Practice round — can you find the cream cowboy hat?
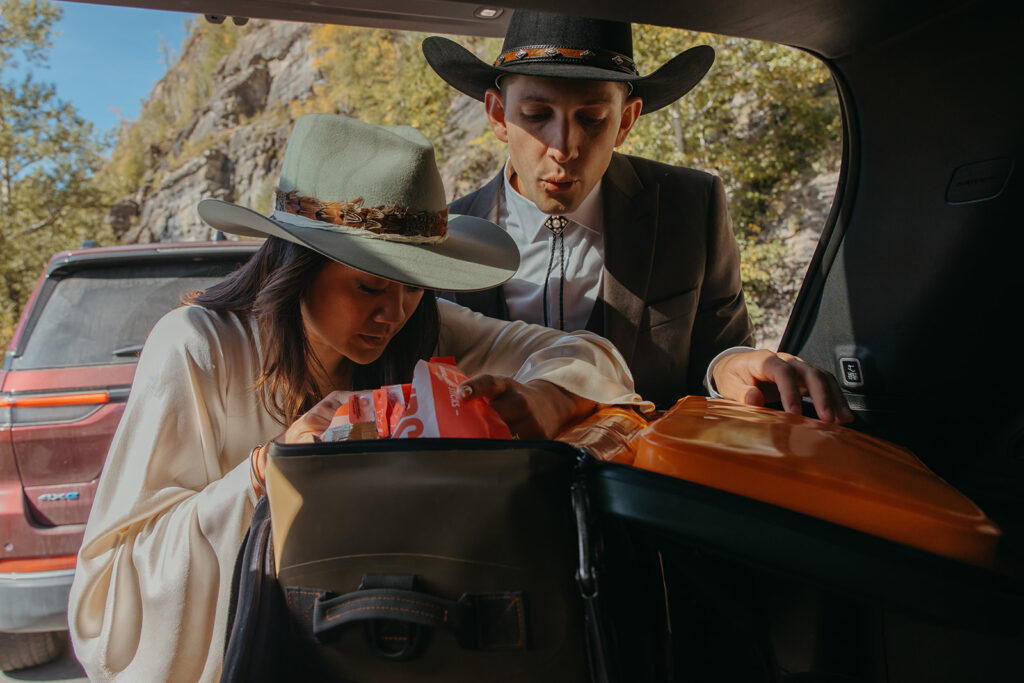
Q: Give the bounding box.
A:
[198,114,519,292]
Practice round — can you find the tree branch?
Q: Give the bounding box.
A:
[18,210,62,235]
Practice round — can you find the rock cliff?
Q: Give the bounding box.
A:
[113,21,319,243]
[108,20,500,244]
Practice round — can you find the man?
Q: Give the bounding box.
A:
[422,10,850,422]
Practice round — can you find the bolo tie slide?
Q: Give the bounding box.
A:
[542,215,568,330]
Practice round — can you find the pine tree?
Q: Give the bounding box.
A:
[0,0,109,344]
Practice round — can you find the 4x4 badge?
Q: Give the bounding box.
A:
[38,492,80,502]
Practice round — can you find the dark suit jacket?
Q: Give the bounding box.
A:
[448,153,754,407]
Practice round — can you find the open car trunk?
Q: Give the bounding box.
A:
[48,0,1024,679]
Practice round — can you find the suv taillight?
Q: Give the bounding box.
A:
[0,391,112,428]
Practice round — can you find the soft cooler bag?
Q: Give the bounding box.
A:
[223,439,600,682]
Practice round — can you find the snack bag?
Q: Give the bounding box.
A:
[372,383,412,438]
[322,390,378,441]
[393,360,512,439]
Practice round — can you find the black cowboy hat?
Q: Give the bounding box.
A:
[422,10,714,115]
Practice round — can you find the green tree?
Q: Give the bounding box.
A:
[0,0,58,71]
[1,0,109,345]
[625,26,841,325]
[306,26,500,164]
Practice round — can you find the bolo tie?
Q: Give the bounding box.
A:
[542,215,568,330]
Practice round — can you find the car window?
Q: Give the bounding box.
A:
[11,261,239,370]
[2,7,840,354]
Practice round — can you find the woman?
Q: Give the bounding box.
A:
[68,114,647,682]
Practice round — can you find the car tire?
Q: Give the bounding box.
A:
[0,631,64,672]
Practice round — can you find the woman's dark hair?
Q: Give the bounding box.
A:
[186,237,439,424]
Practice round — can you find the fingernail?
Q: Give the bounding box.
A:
[458,385,472,399]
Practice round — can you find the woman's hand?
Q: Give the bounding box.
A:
[251,390,351,491]
[280,390,353,443]
[458,376,597,440]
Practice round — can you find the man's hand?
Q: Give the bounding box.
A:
[712,350,853,424]
[458,376,597,440]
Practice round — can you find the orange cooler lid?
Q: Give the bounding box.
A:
[632,397,1001,568]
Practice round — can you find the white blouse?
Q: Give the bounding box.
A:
[68,299,647,682]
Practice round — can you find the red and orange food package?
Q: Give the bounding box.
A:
[320,358,511,441]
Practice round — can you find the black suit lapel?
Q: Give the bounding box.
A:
[448,172,509,319]
[450,172,502,222]
[591,154,659,367]
[451,287,507,319]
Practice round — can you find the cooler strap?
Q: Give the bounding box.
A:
[296,578,527,652]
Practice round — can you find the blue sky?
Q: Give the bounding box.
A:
[23,2,191,135]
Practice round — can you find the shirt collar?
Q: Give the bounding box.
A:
[502,159,604,242]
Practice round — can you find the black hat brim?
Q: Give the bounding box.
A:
[422,37,714,115]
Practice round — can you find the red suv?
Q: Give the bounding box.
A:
[0,241,258,670]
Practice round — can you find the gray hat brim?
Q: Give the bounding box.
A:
[198,198,519,292]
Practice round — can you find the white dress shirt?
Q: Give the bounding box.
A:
[500,161,605,332]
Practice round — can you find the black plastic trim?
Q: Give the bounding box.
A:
[779,53,860,355]
[589,460,1024,635]
[45,244,259,278]
[267,437,583,458]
